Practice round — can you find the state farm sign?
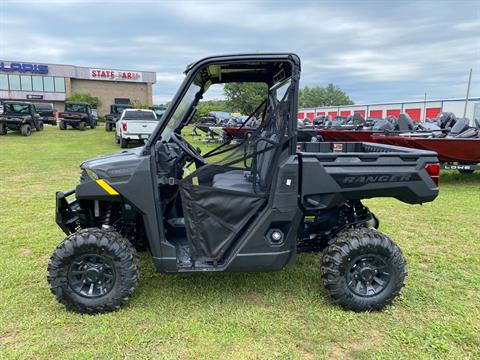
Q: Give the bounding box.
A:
[89,68,143,82]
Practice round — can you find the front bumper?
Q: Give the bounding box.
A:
[0,118,24,128]
[56,188,80,235]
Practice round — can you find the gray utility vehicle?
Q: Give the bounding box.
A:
[0,101,43,136]
[49,54,440,314]
[105,104,133,131]
[58,102,97,130]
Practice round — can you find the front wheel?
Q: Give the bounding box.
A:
[59,121,67,130]
[90,121,97,129]
[47,228,140,314]
[36,121,44,131]
[0,123,7,135]
[106,122,113,132]
[78,121,86,131]
[321,228,407,311]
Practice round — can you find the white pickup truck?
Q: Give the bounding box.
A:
[116,109,158,148]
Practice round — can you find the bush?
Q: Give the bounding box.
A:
[66,92,102,109]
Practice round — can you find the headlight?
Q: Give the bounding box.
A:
[84,168,99,181]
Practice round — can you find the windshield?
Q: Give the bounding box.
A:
[114,105,132,113]
[4,103,30,114]
[65,103,87,112]
[123,110,157,120]
[162,82,201,140]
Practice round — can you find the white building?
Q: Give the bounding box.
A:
[298,97,480,122]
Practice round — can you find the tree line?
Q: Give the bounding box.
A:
[66,82,354,119]
[198,83,354,117]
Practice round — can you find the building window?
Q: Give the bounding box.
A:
[8,75,21,90]
[43,76,54,92]
[21,75,32,91]
[0,74,8,90]
[32,76,43,91]
[54,77,65,93]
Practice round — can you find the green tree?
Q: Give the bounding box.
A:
[65,92,102,109]
[299,84,353,108]
[195,99,228,119]
[131,101,150,109]
[224,83,267,115]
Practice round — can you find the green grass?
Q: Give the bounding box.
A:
[1,126,479,359]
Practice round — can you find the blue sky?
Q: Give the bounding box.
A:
[1,0,479,104]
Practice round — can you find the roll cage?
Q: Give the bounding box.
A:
[145,54,301,154]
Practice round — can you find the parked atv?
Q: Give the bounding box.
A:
[0,101,43,136]
[58,102,97,130]
[105,104,133,131]
[48,53,440,314]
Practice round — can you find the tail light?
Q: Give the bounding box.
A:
[122,120,127,131]
[425,163,440,186]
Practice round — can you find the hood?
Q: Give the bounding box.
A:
[80,147,145,181]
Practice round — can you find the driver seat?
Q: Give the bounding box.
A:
[212,131,278,193]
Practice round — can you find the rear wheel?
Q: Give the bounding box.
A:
[36,121,44,131]
[78,121,86,131]
[47,228,140,314]
[59,121,67,130]
[90,121,96,129]
[120,138,129,148]
[20,124,32,136]
[321,227,407,311]
[0,123,7,135]
[106,122,113,131]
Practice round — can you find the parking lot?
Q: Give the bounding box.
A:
[0,126,479,359]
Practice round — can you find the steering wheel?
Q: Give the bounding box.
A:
[170,132,206,166]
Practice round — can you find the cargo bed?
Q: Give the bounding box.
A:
[297,142,439,210]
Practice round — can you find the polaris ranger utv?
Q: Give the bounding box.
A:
[49,54,440,314]
[0,101,43,136]
[105,103,133,131]
[58,102,97,130]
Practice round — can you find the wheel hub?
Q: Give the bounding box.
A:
[68,254,116,298]
[346,255,391,297]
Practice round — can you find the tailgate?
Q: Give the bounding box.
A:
[59,112,82,120]
[298,141,439,210]
[124,120,158,135]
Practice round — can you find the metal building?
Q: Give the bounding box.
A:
[298,97,480,122]
[0,61,156,116]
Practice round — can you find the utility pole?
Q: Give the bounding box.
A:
[463,68,472,124]
[423,92,427,122]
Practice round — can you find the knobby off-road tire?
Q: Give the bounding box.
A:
[106,122,113,132]
[78,121,86,131]
[321,227,407,312]
[59,121,67,130]
[0,123,7,135]
[20,124,32,136]
[47,228,140,314]
[90,121,96,129]
[36,121,44,131]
